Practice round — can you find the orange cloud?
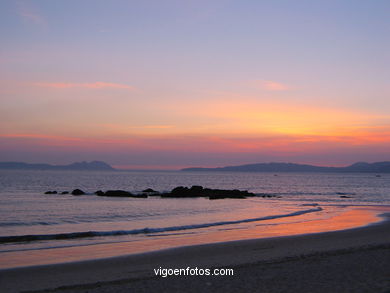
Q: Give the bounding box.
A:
[1,127,390,158]
[1,94,389,156]
[110,124,175,130]
[32,82,135,90]
[171,97,388,137]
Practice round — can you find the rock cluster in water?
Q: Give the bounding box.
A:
[160,185,255,199]
[43,185,265,200]
[44,191,57,194]
[95,190,147,198]
[71,189,85,196]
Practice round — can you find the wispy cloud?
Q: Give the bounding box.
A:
[249,80,290,91]
[32,82,135,90]
[4,130,389,154]
[101,123,174,130]
[17,2,47,27]
[99,124,175,136]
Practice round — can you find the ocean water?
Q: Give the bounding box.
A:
[0,170,389,260]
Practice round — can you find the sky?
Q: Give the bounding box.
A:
[0,0,389,169]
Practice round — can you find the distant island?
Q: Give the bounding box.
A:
[1,160,390,173]
[0,161,115,171]
[181,161,390,173]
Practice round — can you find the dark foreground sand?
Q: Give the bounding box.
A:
[1,212,389,293]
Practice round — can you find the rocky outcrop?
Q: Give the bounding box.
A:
[161,185,255,199]
[96,190,147,198]
[105,190,133,197]
[142,188,156,193]
[45,186,257,200]
[71,189,85,196]
[142,188,160,196]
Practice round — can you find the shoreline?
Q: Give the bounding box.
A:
[0,205,386,270]
[0,207,389,292]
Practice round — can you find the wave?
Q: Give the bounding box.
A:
[0,221,59,227]
[0,207,322,244]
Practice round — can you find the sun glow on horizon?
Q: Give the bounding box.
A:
[0,0,389,167]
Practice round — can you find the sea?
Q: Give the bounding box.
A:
[0,170,389,267]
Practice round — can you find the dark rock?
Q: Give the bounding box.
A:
[170,186,190,196]
[340,195,353,198]
[104,190,133,197]
[190,185,204,193]
[61,191,69,194]
[44,191,57,194]
[204,188,254,199]
[141,188,160,196]
[71,189,85,196]
[103,190,147,198]
[142,188,156,192]
[162,186,255,199]
[209,194,246,200]
[163,186,203,198]
[95,190,105,196]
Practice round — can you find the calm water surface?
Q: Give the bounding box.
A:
[0,170,389,257]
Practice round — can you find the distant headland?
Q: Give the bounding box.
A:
[0,161,115,171]
[182,161,390,173]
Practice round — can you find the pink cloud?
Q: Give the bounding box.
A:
[32,82,135,90]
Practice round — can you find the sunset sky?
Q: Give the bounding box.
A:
[1,0,389,169]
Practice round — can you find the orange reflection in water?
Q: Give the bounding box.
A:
[0,206,387,269]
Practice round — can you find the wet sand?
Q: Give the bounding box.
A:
[0,207,389,293]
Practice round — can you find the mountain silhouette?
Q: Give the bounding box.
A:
[182,162,390,173]
[0,161,115,171]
